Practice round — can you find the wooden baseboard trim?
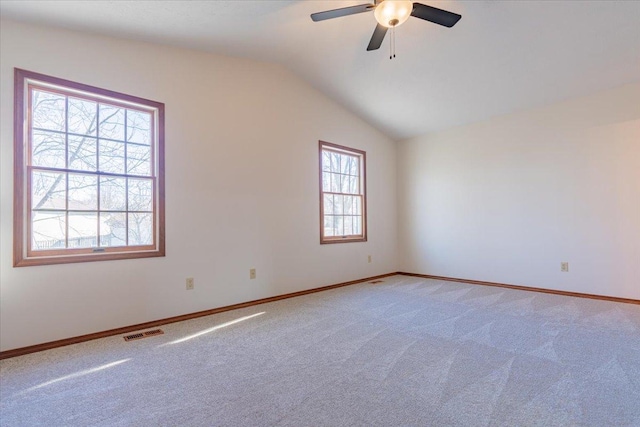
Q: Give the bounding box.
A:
[5,271,634,360]
[398,272,640,305]
[0,272,397,360]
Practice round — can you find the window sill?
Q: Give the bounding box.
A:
[14,249,165,267]
[320,237,367,244]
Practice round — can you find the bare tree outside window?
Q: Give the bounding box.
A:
[14,69,165,266]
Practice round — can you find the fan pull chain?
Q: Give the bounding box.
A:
[389,25,396,60]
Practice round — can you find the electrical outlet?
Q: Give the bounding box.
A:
[368,255,372,263]
[561,262,569,272]
[250,268,256,280]
[186,277,194,290]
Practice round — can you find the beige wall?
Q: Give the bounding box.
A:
[398,83,640,299]
[0,20,398,352]
[3,18,638,353]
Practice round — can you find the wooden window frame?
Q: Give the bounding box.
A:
[319,140,367,244]
[13,68,165,267]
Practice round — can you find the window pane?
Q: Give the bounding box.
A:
[68,135,97,171]
[343,196,354,215]
[68,97,97,136]
[68,212,98,248]
[32,130,66,169]
[324,215,334,237]
[128,178,153,211]
[330,173,341,193]
[127,110,151,144]
[333,194,344,215]
[323,194,334,216]
[341,154,352,175]
[127,143,151,176]
[100,212,127,247]
[333,216,344,236]
[349,176,359,194]
[350,157,359,176]
[99,140,125,174]
[340,156,350,176]
[100,176,126,211]
[32,171,66,210]
[341,174,352,194]
[344,216,353,236]
[330,152,340,173]
[354,216,362,235]
[32,211,66,250]
[322,172,331,192]
[99,104,125,140]
[128,213,153,246]
[32,90,65,132]
[322,151,331,172]
[68,173,98,210]
[354,197,362,215]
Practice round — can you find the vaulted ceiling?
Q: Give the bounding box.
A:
[2,0,639,140]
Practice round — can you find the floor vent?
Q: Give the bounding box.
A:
[123,329,164,342]
[370,280,384,284]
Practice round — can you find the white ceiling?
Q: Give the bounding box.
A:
[2,0,639,140]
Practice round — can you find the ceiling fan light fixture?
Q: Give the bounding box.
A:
[374,0,414,28]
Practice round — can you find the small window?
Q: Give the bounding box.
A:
[13,69,165,266]
[319,141,367,244]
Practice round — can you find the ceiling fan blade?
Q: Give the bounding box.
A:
[311,4,374,22]
[367,24,388,51]
[411,3,461,28]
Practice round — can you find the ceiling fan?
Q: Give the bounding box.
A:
[311,0,461,55]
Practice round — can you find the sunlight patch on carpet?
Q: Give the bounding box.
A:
[165,312,265,345]
[21,359,131,394]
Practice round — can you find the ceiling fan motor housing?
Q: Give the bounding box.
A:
[310,1,462,52]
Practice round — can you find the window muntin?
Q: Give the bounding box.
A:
[14,69,165,266]
[319,141,367,243]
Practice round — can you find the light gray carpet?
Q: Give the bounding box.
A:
[1,275,640,426]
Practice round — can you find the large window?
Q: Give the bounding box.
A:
[319,141,367,244]
[13,69,165,266]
